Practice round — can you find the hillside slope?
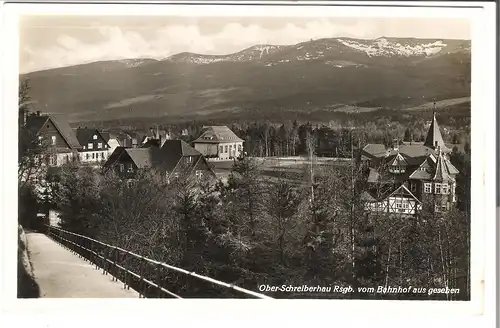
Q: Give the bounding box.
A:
[22,37,471,124]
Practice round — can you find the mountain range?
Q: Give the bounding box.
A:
[21,37,471,124]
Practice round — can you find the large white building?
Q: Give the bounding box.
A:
[192,126,244,160]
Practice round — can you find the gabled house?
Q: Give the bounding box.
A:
[25,112,81,166]
[192,126,244,160]
[103,139,216,182]
[75,128,111,163]
[360,112,459,216]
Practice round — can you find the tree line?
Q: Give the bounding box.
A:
[18,79,471,300]
[33,153,470,300]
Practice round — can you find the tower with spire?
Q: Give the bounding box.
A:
[359,100,460,217]
[423,100,450,153]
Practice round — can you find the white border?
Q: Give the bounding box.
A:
[0,1,496,327]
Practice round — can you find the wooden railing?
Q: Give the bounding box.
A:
[45,225,272,299]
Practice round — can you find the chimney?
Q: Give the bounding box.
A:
[36,110,41,116]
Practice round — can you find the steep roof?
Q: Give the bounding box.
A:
[100,131,111,142]
[424,112,450,152]
[193,126,243,143]
[408,155,436,180]
[104,147,127,168]
[160,139,201,156]
[50,114,81,149]
[105,140,207,175]
[75,128,107,147]
[25,113,81,149]
[433,152,459,182]
[124,148,160,169]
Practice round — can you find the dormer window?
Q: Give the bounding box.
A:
[93,135,97,140]
[389,165,406,174]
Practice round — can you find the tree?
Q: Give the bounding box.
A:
[18,79,48,188]
[226,158,265,240]
[51,164,102,237]
[265,169,301,264]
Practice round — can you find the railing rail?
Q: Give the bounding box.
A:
[44,225,272,299]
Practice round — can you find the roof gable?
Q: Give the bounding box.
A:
[193,126,243,143]
[75,128,108,147]
[49,114,81,149]
[388,184,422,203]
[26,114,80,150]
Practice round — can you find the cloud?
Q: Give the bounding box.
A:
[20,18,469,73]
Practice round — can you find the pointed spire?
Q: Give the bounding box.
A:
[424,101,448,152]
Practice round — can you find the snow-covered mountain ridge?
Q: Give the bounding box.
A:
[163,37,470,65]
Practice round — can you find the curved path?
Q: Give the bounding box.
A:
[25,232,139,298]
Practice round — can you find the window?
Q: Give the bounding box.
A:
[119,164,124,172]
[219,146,223,153]
[410,182,417,192]
[238,144,242,151]
[434,183,442,194]
[173,172,180,178]
[424,183,432,193]
[92,153,96,160]
[195,170,203,179]
[441,183,450,194]
[88,143,93,150]
[38,136,43,145]
[93,135,97,140]
[224,145,228,153]
[98,142,103,149]
[127,163,134,173]
[186,156,192,163]
[49,155,56,166]
[51,136,56,145]
[86,153,89,160]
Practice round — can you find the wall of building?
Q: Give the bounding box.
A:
[55,152,76,166]
[107,139,121,156]
[194,143,218,157]
[216,142,243,160]
[79,150,109,163]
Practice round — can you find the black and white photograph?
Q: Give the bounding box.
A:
[2,1,496,318]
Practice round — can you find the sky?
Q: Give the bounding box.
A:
[19,16,470,73]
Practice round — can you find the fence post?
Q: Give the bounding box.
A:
[123,252,128,289]
[112,247,118,282]
[102,246,107,275]
[139,257,144,298]
[156,265,162,298]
